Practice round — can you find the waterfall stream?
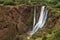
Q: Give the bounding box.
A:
[27,6,48,39]
[33,5,36,28]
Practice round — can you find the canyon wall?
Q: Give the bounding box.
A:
[0,5,58,40]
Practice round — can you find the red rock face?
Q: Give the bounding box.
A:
[0,5,32,40]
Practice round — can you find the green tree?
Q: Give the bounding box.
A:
[0,0,4,4]
[42,35,47,40]
[54,30,60,40]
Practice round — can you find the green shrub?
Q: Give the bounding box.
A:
[42,35,47,40]
[4,1,15,5]
[54,30,60,40]
[0,0,4,4]
[56,2,60,8]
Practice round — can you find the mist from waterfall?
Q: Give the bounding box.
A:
[28,6,48,38]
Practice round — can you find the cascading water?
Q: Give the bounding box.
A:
[27,6,48,39]
[33,5,36,29]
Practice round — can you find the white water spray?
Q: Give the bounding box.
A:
[27,6,48,39]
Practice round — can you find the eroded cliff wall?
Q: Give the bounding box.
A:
[0,5,58,40]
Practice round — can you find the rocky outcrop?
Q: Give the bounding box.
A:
[0,5,33,40]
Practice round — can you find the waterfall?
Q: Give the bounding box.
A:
[27,6,48,39]
[33,5,36,29]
